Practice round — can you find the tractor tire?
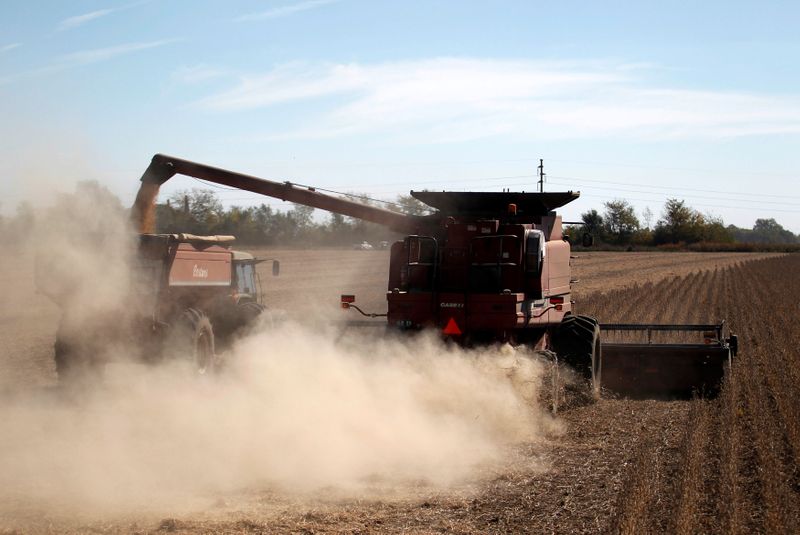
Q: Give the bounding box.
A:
[54,336,82,381]
[54,325,100,384]
[168,309,218,375]
[554,314,601,396]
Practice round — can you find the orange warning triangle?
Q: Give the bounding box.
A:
[442,317,462,335]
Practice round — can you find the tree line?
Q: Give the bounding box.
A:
[1,181,798,249]
[152,188,424,246]
[156,189,800,249]
[564,198,800,249]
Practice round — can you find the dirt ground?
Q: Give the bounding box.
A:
[0,249,785,534]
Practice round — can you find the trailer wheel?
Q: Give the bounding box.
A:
[169,309,217,375]
[554,314,601,397]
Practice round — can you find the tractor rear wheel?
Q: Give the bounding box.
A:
[54,336,83,381]
[168,309,217,375]
[554,314,601,396]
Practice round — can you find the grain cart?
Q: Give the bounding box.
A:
[39,232,279,380]
[134,154,737,397]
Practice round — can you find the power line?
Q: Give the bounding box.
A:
[547,174,800,200]
[575,192,800,214]
[171,167,800,213]
[114,156,796,179]
[145,157,798,206]
[547,157,798,179]
[543,179,800,208]
[188,179,403,210]
[205,169,797,202]
[285,181,404,209]
[189,177,243,191]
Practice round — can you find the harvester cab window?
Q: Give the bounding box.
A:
[406,236,436,265]
[525,230,545,274]
[236,263,256,295]
[403,236,437,291]
[469,235,520,293]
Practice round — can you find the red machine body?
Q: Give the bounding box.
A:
[385,208,573,346]
[137,154,579,347]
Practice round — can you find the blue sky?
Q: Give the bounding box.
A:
[2,0,799,231]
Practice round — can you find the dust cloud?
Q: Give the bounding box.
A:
[0,322,561,514]
[0,177,562,519]
[31,181,136,328]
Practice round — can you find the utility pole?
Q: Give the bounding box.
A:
[538,159,545,192]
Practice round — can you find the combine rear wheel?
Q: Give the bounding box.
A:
[554,314,601,397]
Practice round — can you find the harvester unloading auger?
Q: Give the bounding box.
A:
[137,154,737,398]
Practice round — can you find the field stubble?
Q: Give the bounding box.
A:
[0,249,796,533]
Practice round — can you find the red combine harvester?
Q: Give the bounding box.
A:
[138,154,737,398]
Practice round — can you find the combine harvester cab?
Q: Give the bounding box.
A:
[599,322,738,398]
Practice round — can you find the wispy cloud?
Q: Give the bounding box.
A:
[0,39,177,86]
[235,0,337,22]
[57,8,115,31]
[61,39,177,64]
[0,43,22,53]
[172,64,227,84]
[194,58,800,142]
[56,1,151,31]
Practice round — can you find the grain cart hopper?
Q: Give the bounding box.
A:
[135,154,736,398]
[38,232,280,379]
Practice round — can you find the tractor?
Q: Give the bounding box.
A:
[39,232,279,380]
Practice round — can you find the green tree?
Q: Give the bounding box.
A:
[289,204,315,229]
[581,209,604,233]
[579,209,605,243]
[602,199,640,244]
[751,218,798,244]
[653,199,734,245]
[654,199,696,244]
[701,214,734,243]
[163,189,224,235]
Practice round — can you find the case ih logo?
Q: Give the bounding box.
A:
[192,264,209,278]
[440,302,464,308]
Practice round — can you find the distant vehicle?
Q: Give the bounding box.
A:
[378,241,390,250]
[353,241,373,250]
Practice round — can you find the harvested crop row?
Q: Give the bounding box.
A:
[190,254,798,534]
[578,254,800,533]
[1,254,797,534]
